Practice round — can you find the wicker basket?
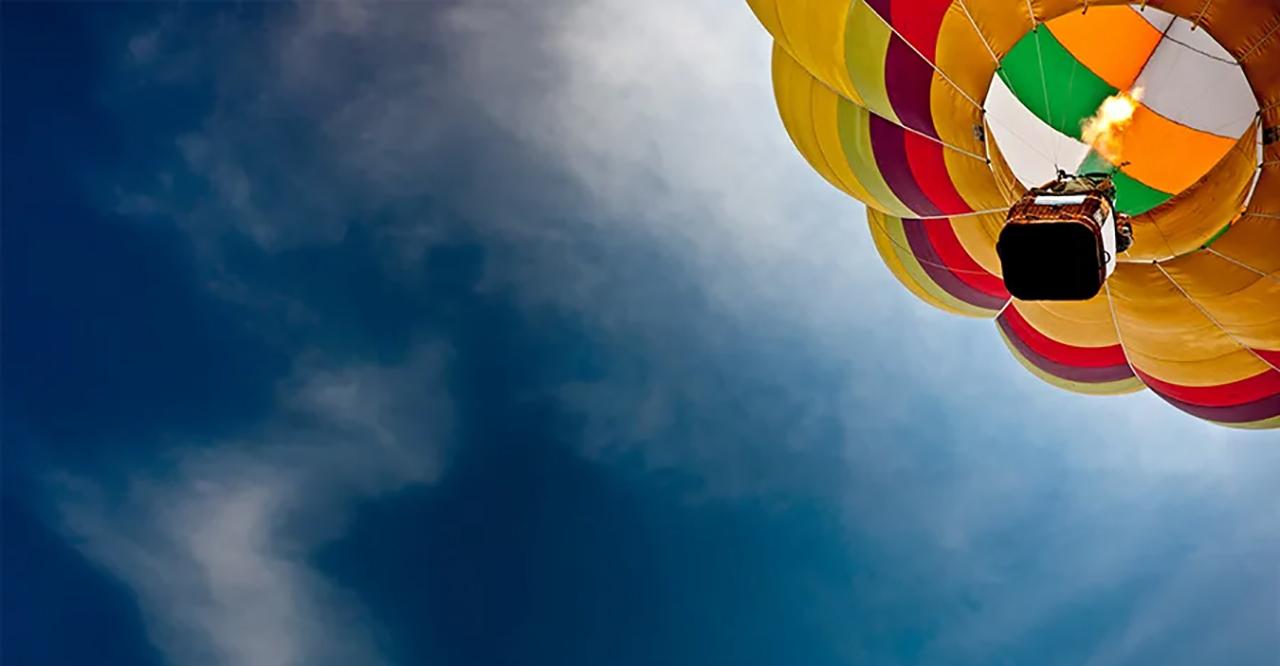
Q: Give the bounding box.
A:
[998,184,1117,301]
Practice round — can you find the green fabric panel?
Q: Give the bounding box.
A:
[1116,172,1172,215]
[1074,151,1171,215]
[998,28,1116,140]
[1076,151,1112,176]
[1114,171,1171,215]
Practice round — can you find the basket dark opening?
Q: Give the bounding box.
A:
[997,221,1105,301]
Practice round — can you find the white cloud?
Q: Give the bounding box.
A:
[56,346,450,666]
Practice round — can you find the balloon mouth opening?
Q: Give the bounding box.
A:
[982,3,1259,221]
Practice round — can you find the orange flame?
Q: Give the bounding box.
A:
[1080,87,1143,164]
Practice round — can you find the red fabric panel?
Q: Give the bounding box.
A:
[1135,366,1280,408]
[920,220,1009,299]
[1002,305,1129,368]
[888,0,952,62]
[903,131,972,216]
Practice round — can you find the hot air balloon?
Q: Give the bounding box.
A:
[747,0,1280,428]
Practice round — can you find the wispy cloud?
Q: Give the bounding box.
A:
[56,346,451,666]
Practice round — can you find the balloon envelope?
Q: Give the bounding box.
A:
[748,0,1280,428]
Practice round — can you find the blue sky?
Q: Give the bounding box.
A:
[2,2,1277,665]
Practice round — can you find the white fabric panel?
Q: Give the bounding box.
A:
[984,75,1092,189]
[1134,6,1176,34]
[1133,17,1258,138]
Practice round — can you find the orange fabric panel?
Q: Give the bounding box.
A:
[1047,5,1164,89]
[1119,106,1236,195]
[1127,120,1261,261]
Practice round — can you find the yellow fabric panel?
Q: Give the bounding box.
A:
[773,46,912,217]
[748,0,865,105]
[1046,5,1164,89]
[1161,251,1280,349]
[745,0,790,52]
[929,77,1007,211]
[1035,0,1133,23]
[1198,219,1280,353]
[809,84,884,208]
[1208,213,1280,276]
[1162,251,1264,299]
[927,7,1005,212]
[867,211,991,316]
[1182,0,1280,55]
[936,3,1002,103]
[1124,345,1270,388]
[868,215,954,312]
[1119,106,1236,195]
[772,47,855,199]
[1013,297,1120,348]
[961,0,1035,60]
[1123,222,1175,263]
[997,326,1144,395]
[959,1,1130,58]
[946,146,1011,212]
[929,70,985,155]
[951,212,1005,277]
[1127,120,1261,261]
[1109,264,1271,385]
[844,0,898,124]
[1240,24,1280,116]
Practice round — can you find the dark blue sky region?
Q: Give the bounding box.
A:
[3,3,1278,666]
